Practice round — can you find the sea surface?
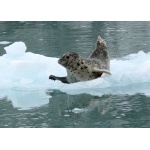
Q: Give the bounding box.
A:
[0,21,150,128]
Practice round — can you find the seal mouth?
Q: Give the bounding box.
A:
[58,58,66,66]
[58,58,61,64]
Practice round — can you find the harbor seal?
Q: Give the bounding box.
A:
[49,36,111,84]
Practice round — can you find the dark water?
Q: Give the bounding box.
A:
[0,21,150,128]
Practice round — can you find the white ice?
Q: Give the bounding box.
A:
[0,41,150,109]
[72,108,88,114]
[0,41,11,45]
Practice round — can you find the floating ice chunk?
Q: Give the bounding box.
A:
[1,41,150,104]
[4,41,26,57]
[0,41,11,45]
[72,108,88,113]
[64,114,70,117]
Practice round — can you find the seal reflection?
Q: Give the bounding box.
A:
[48,90,111,119]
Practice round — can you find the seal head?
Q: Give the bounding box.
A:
[58,52,80,67]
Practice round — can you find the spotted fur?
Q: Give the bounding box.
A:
[49,36,111,84]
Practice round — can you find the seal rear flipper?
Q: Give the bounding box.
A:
[97,36,106,47]
[49,75,69,84]
[89,35,109,61]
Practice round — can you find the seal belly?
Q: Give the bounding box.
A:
[66,69,79,83]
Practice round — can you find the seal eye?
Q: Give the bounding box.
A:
[66,56,70,59]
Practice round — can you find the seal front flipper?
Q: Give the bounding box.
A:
[49,75,69,84]
[49,75,56,81]
[92,68,111,77]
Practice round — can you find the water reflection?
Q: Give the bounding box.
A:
[59,93,111,116]
[1,90,150,127]
[0,90,50,109]
[0,91,112,127]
